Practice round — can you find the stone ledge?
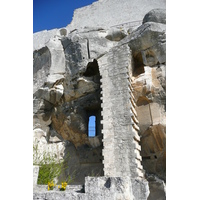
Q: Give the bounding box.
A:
[33,177,149,200]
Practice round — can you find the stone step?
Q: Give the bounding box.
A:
[132,141,141,151]
[133,134,140,142]
[130,101,137,117]
[131,113,139,124]
[132,121,140,131]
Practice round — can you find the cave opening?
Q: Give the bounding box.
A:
[132,52,145,77]
[83,59,100,77]
[76,59,104,182]
[83,59,103,138]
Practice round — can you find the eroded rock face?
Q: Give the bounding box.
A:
[33,4,166,189]
[33,29,105,183]
[66,0,165,31]
[119,9,166,182]
[141,125,166,181]
[130,65,166,181]
[143,9,166,24]
[146,174,166,200]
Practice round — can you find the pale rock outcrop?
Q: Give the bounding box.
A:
[45,37,65,85]
[33,29,58,51]
[105,27,127,41]
[33,46,51,94]
[67,0,165,31]
[143,9,166,24]
[120,22,166,67]
[131,65,166,180]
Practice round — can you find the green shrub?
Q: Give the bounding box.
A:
[33,144,69,185]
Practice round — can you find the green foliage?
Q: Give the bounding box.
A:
[33,144,69,185]
[65,172,76,185]
[37,158,67,185]
[88,169,102,177]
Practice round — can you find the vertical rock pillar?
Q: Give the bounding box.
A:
[94,44,149,199]
[98,44,142,178]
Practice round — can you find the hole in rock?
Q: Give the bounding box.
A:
[132,52,145,77]
[83,59,100,77]
[142,156,151,160]
[59,28,67,36]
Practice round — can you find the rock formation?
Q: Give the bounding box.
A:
[33,0,166,199]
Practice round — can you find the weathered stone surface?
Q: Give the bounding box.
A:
[120,22,166,67]
[33,46,51,94]
[131,177,150,200]
[33,166,39,186]
[136,104,152,133]
[141,124,166,181]
[146,174,166,200]
[33,185,84,200]
[143,9,166,24]
[85,176,134,199]
[33,177,149,200]
[33,29,58,51]
[132,66,166,181]
[105,28,127,41]
[97,44,145,180]
[67,0,165,31]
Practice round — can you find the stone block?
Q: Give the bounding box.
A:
[136,104,152,134]
[146,174,166,200]
[33,192,46,200]
[140,124,166,180]
[131,178,150,200]
[149,103,165,125]
[33,165,39,186]
[85,176,134,199]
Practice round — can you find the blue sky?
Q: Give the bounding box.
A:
[88,116,96,137]
[33,0,98,33]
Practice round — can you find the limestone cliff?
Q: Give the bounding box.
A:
[33,0,166,199]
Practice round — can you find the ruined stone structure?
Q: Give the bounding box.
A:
[33,0,166,199]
